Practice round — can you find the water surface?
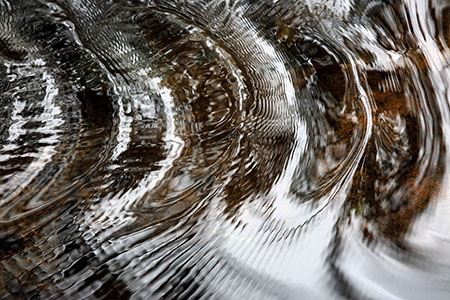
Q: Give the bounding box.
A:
[1,0,450,299]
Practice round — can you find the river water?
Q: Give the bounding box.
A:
[0,0,449,299]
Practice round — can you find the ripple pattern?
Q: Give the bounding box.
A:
[1,0,450,299]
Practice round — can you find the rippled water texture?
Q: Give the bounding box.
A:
[1,0,450,299]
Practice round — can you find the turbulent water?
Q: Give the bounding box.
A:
[0,0,450,299]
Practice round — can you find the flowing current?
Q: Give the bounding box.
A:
[1,0,450,299]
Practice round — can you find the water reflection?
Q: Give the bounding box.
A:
[0,0,450,299]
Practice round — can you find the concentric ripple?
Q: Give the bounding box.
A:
[1,0,450,299]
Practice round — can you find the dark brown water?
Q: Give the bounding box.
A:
[1,0,450,299]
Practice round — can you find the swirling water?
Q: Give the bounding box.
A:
[0,0,449,299]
